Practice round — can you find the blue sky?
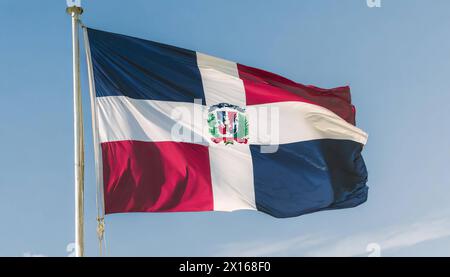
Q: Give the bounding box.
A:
[1,0,450,257]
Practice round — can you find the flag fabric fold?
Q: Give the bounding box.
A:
[86,28,368,218]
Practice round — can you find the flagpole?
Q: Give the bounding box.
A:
[67,4,84,257]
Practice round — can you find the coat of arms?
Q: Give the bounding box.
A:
[207,103,249,145]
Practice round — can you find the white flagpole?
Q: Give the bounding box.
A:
[67,3,84,257]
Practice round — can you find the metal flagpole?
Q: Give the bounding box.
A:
[67,3,84,257]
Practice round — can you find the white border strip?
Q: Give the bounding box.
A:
[82,27,105,218]
[197,52,247,107]
[96,96,367,146]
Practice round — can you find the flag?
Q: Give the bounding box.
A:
[85,28,368,218]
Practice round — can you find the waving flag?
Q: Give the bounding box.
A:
[85,28,368,218]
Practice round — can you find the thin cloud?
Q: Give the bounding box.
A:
[215,234,330,257]
[307,216,450,257]
[215,214,450,257]
[23,252,47,257]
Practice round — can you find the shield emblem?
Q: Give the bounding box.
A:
[208,103,249,145]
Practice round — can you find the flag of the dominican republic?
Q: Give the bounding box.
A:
[85,28,368,218]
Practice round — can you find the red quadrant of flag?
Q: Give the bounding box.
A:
[101,140,213,214]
